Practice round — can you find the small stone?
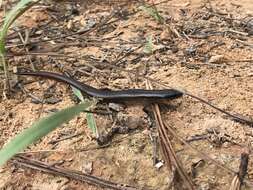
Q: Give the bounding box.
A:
[67,20,73,30]
[45,97,61,104]
[155,161,164,169]
[82,161,93,174]
[208,55,225,64]
[126,116,145,130]
[160,29,172,40]
[108,103,124,112]
[248,72,253,77]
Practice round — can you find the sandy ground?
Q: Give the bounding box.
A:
[0,0,253,189]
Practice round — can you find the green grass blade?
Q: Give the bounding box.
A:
[139,5,164,24]
[0,102,91,166]
[0,0,41,53]
[86,112,97,136]
[0,53,5,70]
[72,86,85,102]
[71,86,97,135]
[143,35,153,54]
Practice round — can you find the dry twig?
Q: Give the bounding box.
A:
[229,151,249,190]
[11,155,143,190]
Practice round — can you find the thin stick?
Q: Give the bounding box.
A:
[12,155,141,190]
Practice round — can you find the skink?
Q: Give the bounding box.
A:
[16,71,183,102]
[16,71,253,125]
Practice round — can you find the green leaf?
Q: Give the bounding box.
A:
[143,35,153,54]
[139,5,164,24]
[0,102,91,166]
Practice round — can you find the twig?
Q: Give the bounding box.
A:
[235,39,253,48]
[226,29,249,36]
[5,0,170,49]
[147,81,195,190]
[160,119,253,188]
[17,29,36,71]
[153,104,195,190]
[6,9,116,48]
[229,151,249,190]
[48,132,84,144]
[184,93,253,126]
[238,152,249,183]
[11,155,143,190]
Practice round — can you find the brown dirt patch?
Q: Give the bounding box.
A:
[0,0,253,189]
